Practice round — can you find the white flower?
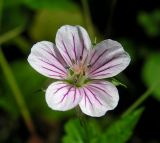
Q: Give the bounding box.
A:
[28,25,130,117]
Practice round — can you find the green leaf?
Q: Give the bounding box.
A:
[138,10,160,37]
[101,108,143,143]
[1,60,73,120]
[142,53,160,101]
[62,118,102,143]
[29,8,84,41]
[23,0,77,10]
[1,6,28,33]
[63,119,85,143]
[3,0,22,8]
[111,78,127,88]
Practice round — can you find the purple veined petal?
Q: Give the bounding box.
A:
[28,41,68,79]
[87,39,131,79]
[55,25,92,66]
[79,80,119,117]
[45,81,82,111]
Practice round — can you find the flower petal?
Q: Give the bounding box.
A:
[46,81,82,111]
[79,80,119,117]
[28,41,68,79]
[55,25,91,66]
[87,39,130,79]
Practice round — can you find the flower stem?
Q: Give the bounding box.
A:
[75,107,89,142]
[0,48,36,135]
[122,81,159,117]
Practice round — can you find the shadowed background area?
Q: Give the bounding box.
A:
[0,0,160,143]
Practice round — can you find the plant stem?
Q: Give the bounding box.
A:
[122,81,159,117]
[0,26,24,45]
[75,107,89,142]
[0,48,36,135]
[81,0,95,38]
[0,0,36,135]
[0,0,3,30]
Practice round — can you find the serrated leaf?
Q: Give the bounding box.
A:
[63,119,85,143]
[101,108,143,143]
[142,53,160,101]
[62,118,102,143]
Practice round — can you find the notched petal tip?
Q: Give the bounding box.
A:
[88,39,131,79]
[45,81,82,111]
[79,80,119,117]
[55,25,91,66]
[28,41,67,79]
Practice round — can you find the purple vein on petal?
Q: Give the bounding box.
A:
[62,40,73,64]
[54,84,70,94]
[73,87,77,103]
[59,86,73,103]
[41,66,66,75]
[85,87,103,105]
[88,85,112,97]
[38,58,66,74]
[41,43,66,67]
[89,50,96,64]
[72,34,77,62]
[90,48,109,67]
[89,55,120,74]
[91,63,122,75]
[83,88,93,107]
[80,38,85,61]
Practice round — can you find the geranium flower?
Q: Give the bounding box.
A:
[28,25,130,117]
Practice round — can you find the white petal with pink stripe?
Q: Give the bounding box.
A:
[87,39,130,79]
[28,41,68,79]
[79,80,119,117]
[56,25,91,66]
[46,81,82,111]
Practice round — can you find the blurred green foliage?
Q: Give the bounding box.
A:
[138,9,160,37]
[142,53,160,101]
[63,108,143,143]
[0,61,74,121]
[0,0,160,142]
[29,9,84,41]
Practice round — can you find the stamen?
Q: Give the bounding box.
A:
[73,78,78,84]
[65,66,70,69]
[72,59,76,64]
[83,70,85,76]
[87,64,92,68]
[79,56,82,61]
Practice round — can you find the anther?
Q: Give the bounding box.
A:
[79,56,82,61]
[87,64,92,68]
[71,59,76,64]
[65,66,70,69]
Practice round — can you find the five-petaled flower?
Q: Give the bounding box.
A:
[28,25,130,117]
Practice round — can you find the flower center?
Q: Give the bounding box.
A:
[66,60,90,87]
